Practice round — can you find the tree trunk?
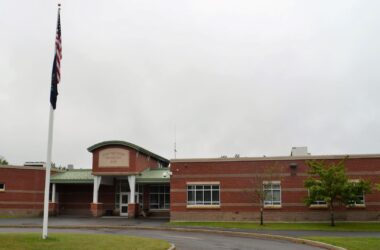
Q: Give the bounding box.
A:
[330,203,335,227]
[260,207,263,225]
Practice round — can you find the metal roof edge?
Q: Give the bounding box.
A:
[87,140,169,164]
[0,165,64,172]
[170,154,380,163]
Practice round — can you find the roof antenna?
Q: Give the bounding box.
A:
[174,125,177,159]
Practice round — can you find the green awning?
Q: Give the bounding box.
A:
[51,169,93,184]
[50,168,170,184]
[136,168,170,183]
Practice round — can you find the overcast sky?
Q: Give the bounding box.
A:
[1,0,380,168]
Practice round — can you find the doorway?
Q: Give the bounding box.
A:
[120,192,129,216]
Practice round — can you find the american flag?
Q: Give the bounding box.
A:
[50,6,62,110]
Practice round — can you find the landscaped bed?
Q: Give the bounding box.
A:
[169,221,380,231]
[303,237,380,250]
[0,233,170,250]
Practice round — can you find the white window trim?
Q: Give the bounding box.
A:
[186,182,221,208]
[187,204,221,209]
[187,181,220,185]
[263,181,281,208]
[0,183,5,192]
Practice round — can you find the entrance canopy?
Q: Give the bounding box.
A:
[51,168,171,184]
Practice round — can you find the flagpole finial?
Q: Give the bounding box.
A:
[58,3,61,8]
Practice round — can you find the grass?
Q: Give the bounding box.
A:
[0,233,170,250]
[169,221,380,231]
[303,237,380,250]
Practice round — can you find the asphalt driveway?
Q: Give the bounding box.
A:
[1,217,380,237]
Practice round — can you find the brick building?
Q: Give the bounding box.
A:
[170,152,380,221]
[0,164,58,216]
[1,142,380,221]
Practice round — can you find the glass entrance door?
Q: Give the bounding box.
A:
[120,192,129,216]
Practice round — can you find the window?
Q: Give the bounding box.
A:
[311,199,327,206]
[187,184,220,206]
[263,181,281,206]
[347,179,365,207]
[0,183,4,191]
[349,192,365,206]
[149,184,170,209]
[308,189,327,207]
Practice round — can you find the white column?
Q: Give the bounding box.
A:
[128,175,136,203]
[93,176,102,203]
[52,183,56,203]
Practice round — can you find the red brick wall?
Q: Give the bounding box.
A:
[170,157,380,221]
[92,145,160,175]
[57,183,115,216]
[0,166,57,216]
[135,153,161,172]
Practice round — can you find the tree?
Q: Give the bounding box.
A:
[305,159,371,226]
[0,156,8,165]
[250,164,283,225]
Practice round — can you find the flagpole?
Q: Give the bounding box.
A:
[42,105,54,239]
[42,3,61,238]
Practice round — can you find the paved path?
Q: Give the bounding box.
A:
[0,227,322,250]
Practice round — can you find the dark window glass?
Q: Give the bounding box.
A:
[150,185,159,193]
[121,206,128,213]
[121,194,128,204]
[212,190,219,202]
[196,190,203,203]
[188,191,194,202]
[204,190,211,203]
[150,194,158,204]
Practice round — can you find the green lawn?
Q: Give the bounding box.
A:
[304,237,380,250]
[0,233,170,250]
[169,221,380,231]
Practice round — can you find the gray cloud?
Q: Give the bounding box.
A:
[1,0,380,168]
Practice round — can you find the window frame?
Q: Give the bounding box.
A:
[308,189,328,208]
[263,181,281,208]
[149,184,170,210]
[347,179,366,207]
[186,182,220,208]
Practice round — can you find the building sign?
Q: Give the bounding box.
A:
[99,148,129,167]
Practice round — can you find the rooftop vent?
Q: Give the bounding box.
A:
[290,147,310,156]
[24,162,45,167]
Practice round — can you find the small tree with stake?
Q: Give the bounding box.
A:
[251,164,283,225]
[305,159,371,226]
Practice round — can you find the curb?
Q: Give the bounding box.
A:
[167,243,176,250]
[0,225,345,250]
